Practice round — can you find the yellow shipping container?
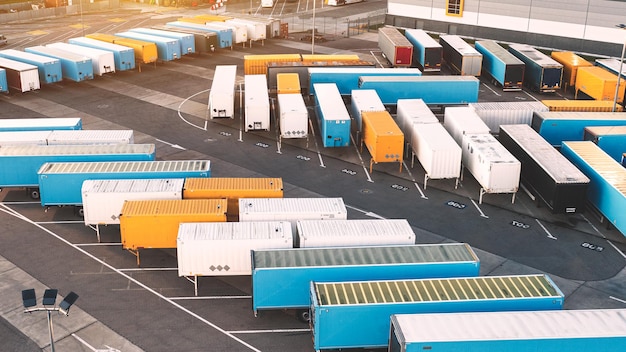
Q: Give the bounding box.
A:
[177,17,208,24]
[243,54,302,75]
[542,99,624,112]
[120,199,227,265]
[276,73,301,94]
[550,51,593,88]
[183,177,283,220]
[194,14,232,22]
[361,111,404,173]
[575,66,626,103]
[86,33,158,65]
[300,54,362,64]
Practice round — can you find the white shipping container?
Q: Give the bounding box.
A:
[443,106,491,145]
[411,123,462,188]
[177,221,293,278]
[81,178,185,226]
[296,219,415,248]
[46,42,115,76]
[209,65,237,118]
[226,19,266,41]
[0,131,51,146]
[239,197,348,233]
[277,93,308,139]
[0,117,82,131]
[396,99,439,143]
[244,74,270,131]
[350,89,386,131]
[469,101,549,133]
[206,22,247,44]
[47,130,134,145]
[0,57,40,92]
[462,133,521,203]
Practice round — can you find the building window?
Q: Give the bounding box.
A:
[446,0,464,16]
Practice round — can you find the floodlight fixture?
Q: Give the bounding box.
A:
[21,289,37,310]
[43,289,58,306]
[59,291,79,316]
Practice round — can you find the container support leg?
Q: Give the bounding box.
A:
[424,174,429,190]
[184,275,199,296]
[127,249,140,267]
[479,188,486,204]
[511,192,516,204]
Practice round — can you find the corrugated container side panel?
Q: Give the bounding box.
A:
[462,134,521,193]
[541,100,623,112]
[361,111,404,163]
[120,199,227,250]
[243,54,302,75]
[575,66,626,103]
[443,106,491,145]
[396,99,439,142]
[278,93,309,139]
[469,102,548,132]
[276,73,301,94]
[296,219,415,248]
[244,74,270,131]
[412,123,462,179]
[550,51,593,87]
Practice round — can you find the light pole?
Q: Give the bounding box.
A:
[311,0,316,54]
[613,24,626,112]
[22,289,79,352]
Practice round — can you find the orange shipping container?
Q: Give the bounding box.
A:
[243,54,302,75]
[550,51,592,88]
[276,73,301,94]
[360,111,404,173]
[575,66,626,103]
[541,99,623,112]
[300,54,362,65]
[183,177,283,220]
[194,14,232,22]
[86,33,158,64]
[120,199,227,265]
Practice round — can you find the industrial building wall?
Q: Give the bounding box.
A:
[386,0,626,57]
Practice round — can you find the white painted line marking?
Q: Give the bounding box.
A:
[119,267,178,272]
[228,329,310,334]
[36,221,84,224]
[345,204,386,219]
[535,219,557,240]
[76,242,122,247]
[155,138,186,150]
[349,133,373,183]
[470,199,489,218]
[402,161,427,199]
[610,296,626,304]
[307,117,325,168]
[481,82,501,96]
[170,295,251,300]
[177,89,210,131]
[0,201,41,205]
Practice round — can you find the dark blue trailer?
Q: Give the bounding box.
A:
[310,274,564,351]
[531,111,626,147]
[0,48,63,84]
[151,25,219,54]
[561,141,626,238]
[38,160,211,207]
[0,118,82,131]
[358,75,479,105]
[129,28,195,55]
[404,29,442,72]
[307,67,421,95]
[24,45,93,82]
[389,309,626,352]
[508,43,562,93]
[475,40,525,91]
[584,126,626,162]
[166,21,233,49]
[252,243,480,322]
[68,37,136,71]
[0,144,155,199]
[115,31,181,61]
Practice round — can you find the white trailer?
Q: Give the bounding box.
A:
[443,106,491,145]
[81,178,185,241]
[239,197,348,234]
[46,42,115,76]
[177,221,293,295]
[296,219,415,248]
[208,65,237,119]
[350,89,386,131]
[0,57,40,92]
[0,131,51,146]
[469,101,549,133]
[396,99,439,144]
[244,74,270,131]
[46,130,134,145]
[277,93,308,140]
[462,133,521,203]
[206,22,248,45]
[411,123,462,189]
[226,19,266,43]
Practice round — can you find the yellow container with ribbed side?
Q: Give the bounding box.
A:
[361,111,404,172]
[300,54,362,64]
[86,33,158,64]
[550,51,592,88]
[276,73,301,94]
[183,178,283,220]
[194,14,232,22]
[177,17,208,24]
[575,66,626,103]
[120,199,227,251]
[244,54,302,75]
[541,100,623,112]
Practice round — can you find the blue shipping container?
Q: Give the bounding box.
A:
[24,45,93,82]
[307,67,422,95]
[129,28,195,55]
[38,160,211,206]
[390,309,626,352]
[313,83,351,147]
[166,21,233,49]
[68,37,136,71]
[0,117,82,132]
[583,126,626,162]
[475,40,525,91]
[115,31,181,61]
[252,243,480,318]
[358,75,479,105]
[508,44,563,93]
[0,49,63,84]
[404,29,442,72]
[0,68,6,93]
[310,274,564,351]
[531,111,626,147]
[561,141,626,238]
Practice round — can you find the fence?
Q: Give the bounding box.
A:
[280,8,385,39]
